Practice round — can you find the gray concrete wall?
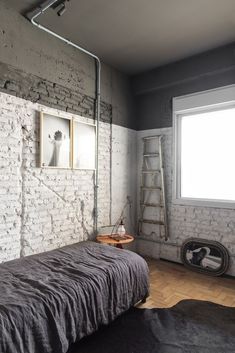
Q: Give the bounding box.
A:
[132,42,235,130]
[0,0,135,129]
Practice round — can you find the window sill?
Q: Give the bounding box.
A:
[172,197,235,210]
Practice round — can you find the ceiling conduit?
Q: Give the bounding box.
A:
[25,0,101,234]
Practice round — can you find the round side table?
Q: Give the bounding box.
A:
[96,234,134,249]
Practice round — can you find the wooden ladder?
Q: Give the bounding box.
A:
[138,135,168,241]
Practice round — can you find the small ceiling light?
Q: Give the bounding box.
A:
[57,3,66,16]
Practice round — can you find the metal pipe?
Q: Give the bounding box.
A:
[25,0,101,234]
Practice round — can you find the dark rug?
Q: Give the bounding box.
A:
[69,300,235,353]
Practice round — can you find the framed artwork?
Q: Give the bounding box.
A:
[73,120,96,170]
[40,112,72,168]
[181,238,229,276]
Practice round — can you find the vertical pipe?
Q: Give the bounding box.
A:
[26,0,101,234]
[94,59,101,233]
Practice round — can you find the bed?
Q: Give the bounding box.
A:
[0,241,149,353]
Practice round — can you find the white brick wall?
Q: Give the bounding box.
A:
[1,90,234,276]
[0,92,138,262]
[136,127,235,276]
[97,122,111,228]
[111,125,137,244]
[0,92,112,261]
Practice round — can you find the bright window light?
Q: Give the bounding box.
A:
[180,107,235,202]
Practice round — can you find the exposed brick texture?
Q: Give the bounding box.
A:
[0,62,112,124]
[0,61,113,261]
[136,127,235,275]
[111,125,137,234]
[0,92,111,261]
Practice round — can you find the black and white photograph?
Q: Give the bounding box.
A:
[186,245,222,270]
[40,112,71,168]
[73,120,96,169]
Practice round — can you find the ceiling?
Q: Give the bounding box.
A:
[8,0,235,74]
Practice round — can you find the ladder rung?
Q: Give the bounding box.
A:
[143,153,159,157]
[139,219,164,225]
[140,203,164,207]
[141,187,161,190]
[142,170,160,174]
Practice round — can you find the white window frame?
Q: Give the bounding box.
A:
[173,84,235,209]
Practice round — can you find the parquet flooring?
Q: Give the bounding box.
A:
[138,258,235,308]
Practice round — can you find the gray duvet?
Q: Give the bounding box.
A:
[0,241,149,353]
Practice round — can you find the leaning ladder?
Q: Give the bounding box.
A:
[138,135,168,241]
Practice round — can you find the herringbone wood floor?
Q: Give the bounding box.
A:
[70,258,235,353]
[138,259,235,308]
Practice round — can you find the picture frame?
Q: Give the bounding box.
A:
[72,119,96,170]
[40,112,72,168]
[181,238,230,276]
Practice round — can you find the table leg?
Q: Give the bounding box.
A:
[116,243,123,249]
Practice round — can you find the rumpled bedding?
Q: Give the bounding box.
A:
[0,241,149,353]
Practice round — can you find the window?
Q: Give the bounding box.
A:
[173,85,235,208]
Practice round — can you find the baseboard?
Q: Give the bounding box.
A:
[159,257,235,279]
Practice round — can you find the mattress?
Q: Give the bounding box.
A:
[0,241,149,353]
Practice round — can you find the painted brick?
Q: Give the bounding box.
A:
[137,127,235,276]
[0,92,112,261]
[0,66,138,264]
[0,62,111,123]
